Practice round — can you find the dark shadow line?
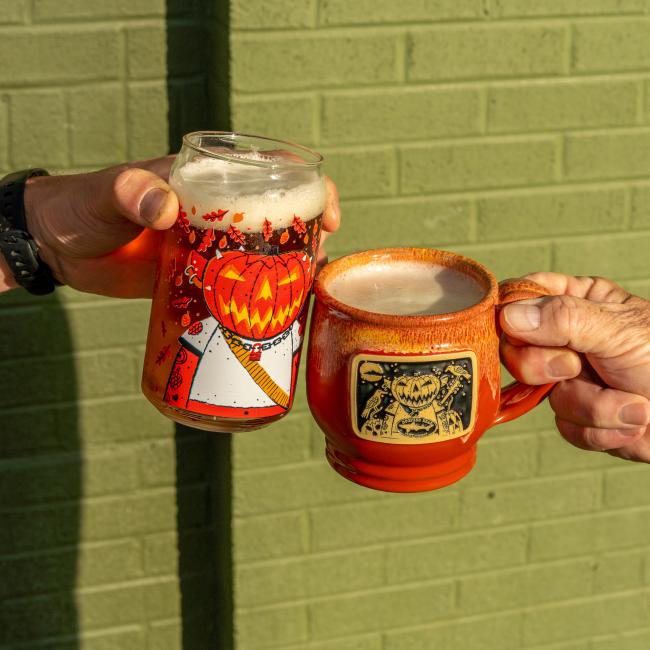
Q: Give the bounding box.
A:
[167,0,233,648]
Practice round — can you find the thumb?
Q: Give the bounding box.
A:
[107,167,178,230]
[500,295,631,357]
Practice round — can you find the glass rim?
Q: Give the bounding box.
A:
[181,131,324,169]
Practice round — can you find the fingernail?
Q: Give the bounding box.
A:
[619,402,650,426]
[547,354,579,379]
[504,304,541,331]
[139,188,168,223]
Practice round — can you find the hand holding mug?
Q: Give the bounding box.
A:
[500,272,650,462]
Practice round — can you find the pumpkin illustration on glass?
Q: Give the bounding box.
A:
[163,249,316,418]
[202,250,312,340]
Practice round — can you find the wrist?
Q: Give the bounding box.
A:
[0,252,18,291]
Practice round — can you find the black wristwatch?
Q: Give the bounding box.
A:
[0,169,57,295]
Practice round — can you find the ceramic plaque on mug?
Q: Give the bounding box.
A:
[307,248,556,493]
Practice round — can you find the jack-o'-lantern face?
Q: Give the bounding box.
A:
[391,374,439,410]
[202,250,314,340]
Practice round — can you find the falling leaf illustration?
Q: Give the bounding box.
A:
[155,344,171,365]
[181,312,191,327]
[280,230,289,244]
[292,215,306,234]
[263,218,273,242]
[227,225,246,245]
[172,296,193,309]
[232,212,244,223]
[218,235,227,249]
[203,209,228,222]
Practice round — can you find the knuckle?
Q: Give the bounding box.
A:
[542,295,582,346]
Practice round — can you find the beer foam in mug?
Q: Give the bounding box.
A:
[172,153,326,232]
[327,261,485,316]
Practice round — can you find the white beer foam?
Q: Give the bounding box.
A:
[171,155,326,232]
[328,261,485,316]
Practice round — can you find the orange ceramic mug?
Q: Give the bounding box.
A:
[306,248,556,492]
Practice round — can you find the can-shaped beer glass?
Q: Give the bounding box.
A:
[142,132,326,432]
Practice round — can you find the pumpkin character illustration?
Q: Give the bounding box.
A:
[164,249,315,417]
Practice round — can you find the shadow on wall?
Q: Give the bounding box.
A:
[0,292,81,647]
[167,1,234,649]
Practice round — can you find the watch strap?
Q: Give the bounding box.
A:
[0,169,56,295]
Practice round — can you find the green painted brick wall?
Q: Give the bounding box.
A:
[2,2,650,650]
[228,2,650,650]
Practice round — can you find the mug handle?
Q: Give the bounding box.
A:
[492,278,557,426]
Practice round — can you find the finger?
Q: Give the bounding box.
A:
[131,155,175,181]
[550,377,650,429]
[110,168,179,230]
[522,272,629,303]
[501,338,581,384]
[499,294,632,357]
[556,416,646,453]
[322,176,341,233]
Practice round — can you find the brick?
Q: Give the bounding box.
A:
[322,147,397,199]
[631,183,650,229]
[127,24,203,80]
[0,449,138,506]
[322,86,482,145]
[74,350,138,400]
[385,612,523,650]
[464,433,538,485]
[10,90,68,168]
[142,575,210,619]
[491,0,644,16]
[330,198,471,256]
[523,592,648,645]
[554,233,650,279]
[454,241,552,279]
[235,461,375,517]
[68,85,126,166]
[592,630,650,650]
[0,0,27,23]
[148,616,213,650]
[460,474,601,528]
[2,628,145,650]
[127,82,169,160]
[232,33,401,92]
[284,636,382,650]
[238,547,383,608]
[0,583,143,642]
[232,0,315,29]
[47,300,149,352]
[605,464,650,507]
[2,485,207,553]
[236,604,308,648]
[530,507,650,561]
[593,548,646,593]
[139,435,210,487]
[232,94,316,146]
[309,580,455,640]
[0,305,47,358]
[310,491,458,552]
[321,0,484,25]
[537,430,616,475]
[407,24,566,82]
[0,350,133,409]
[565,129,650,181]
[0,405,60,458]
[459,559,593,615]
[0,539,142,599]
[385,525,527,585]
[477,187,626,242]
[400,136,557,194]
[61,397,174,448]
[34,0,166,20]
[234,512,309,562]
[573,19,650,73]
[488,80,638,133]
[527,642,589,650]
[232,411,312,470]
[0,28,120,86]
[144,529,212,575]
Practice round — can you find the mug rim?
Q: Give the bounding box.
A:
[182,131,324,168]
[313,247,498,326]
